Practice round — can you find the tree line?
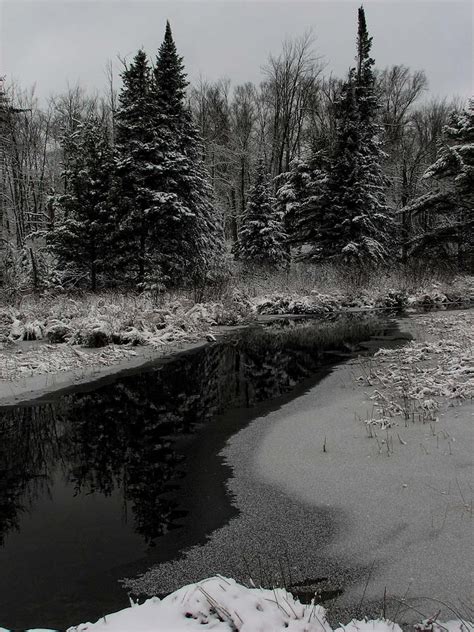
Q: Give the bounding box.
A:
[0,7,472,291]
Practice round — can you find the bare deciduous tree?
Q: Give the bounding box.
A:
[262,32,324,177]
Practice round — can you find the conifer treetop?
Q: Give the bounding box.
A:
[115,48,156,152]
[120,49,151,100]
[117,49,153,120]
[356,6,374,79]
[353,7,381,131]
[154,20,188,114]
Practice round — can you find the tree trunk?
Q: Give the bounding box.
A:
[230,187,238,242]
[138,228,146,285]
[29,247,38,291]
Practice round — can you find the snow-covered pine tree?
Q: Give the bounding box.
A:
[49,117,114,290]
[275,153,328,257]
[149,21,225,286]
[154,21,188,121]
[114,49,161,287]
[237,158,288,268]
[354,6,376,129]
[317,7,392,265]
[403,98,473,268]
[353,5,393,250]
[275,158,311,249]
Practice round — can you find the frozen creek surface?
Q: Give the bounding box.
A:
[0,311,471,629]
[253,361,472,617]
[127,311,473,626]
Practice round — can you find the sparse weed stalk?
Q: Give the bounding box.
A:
[354,357,377,386]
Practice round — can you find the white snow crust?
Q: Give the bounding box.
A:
[6,577,470,632]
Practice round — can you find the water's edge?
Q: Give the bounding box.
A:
[2,309,468,628]
[2,303,469,408]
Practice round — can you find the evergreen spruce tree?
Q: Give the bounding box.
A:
[403,98,474,268]
[237,159,288,268]
[355,6,376,128]
[353,5,392,251]
[114,49,161,287]
[154,21,188,121]
[149,21,225,286]
[275,158,310,248]
[49,117,114,289]
[276,153,328,256]
[316,7,392,265]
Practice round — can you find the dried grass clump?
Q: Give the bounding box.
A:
[356,311,473,427]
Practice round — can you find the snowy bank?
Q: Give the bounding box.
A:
[5,577,469,632]
[254,277,473,316]
[0,276,472,396]
[0,293,250,404]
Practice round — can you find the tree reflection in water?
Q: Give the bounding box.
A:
[0,314,389,548]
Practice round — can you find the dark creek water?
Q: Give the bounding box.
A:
[0,314,407,630]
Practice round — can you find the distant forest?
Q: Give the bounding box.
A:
[0,6,472,292]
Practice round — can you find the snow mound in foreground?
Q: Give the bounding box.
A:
[3,578,470,632]
[67,576,330,631]
[58,577,472,632]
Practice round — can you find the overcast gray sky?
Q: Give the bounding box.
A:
[1,0,472,103]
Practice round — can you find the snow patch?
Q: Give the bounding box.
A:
[13,578,471,632]
[66,577,330,632]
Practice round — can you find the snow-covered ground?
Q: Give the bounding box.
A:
[2,577,470,632]
[0,297,247,382]
[0,276,471,390]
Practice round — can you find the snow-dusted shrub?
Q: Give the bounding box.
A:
[256,293,339,316]
[416,292,448,306]
[111,328,147,346]
[70,320,112,348]
[7,318,44,341]
[211,288,254,325]
[46,321,73,344]
[22,320,44,340]
[374,289,409,309]
[0,311,14,342]
[8,318,25,341]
